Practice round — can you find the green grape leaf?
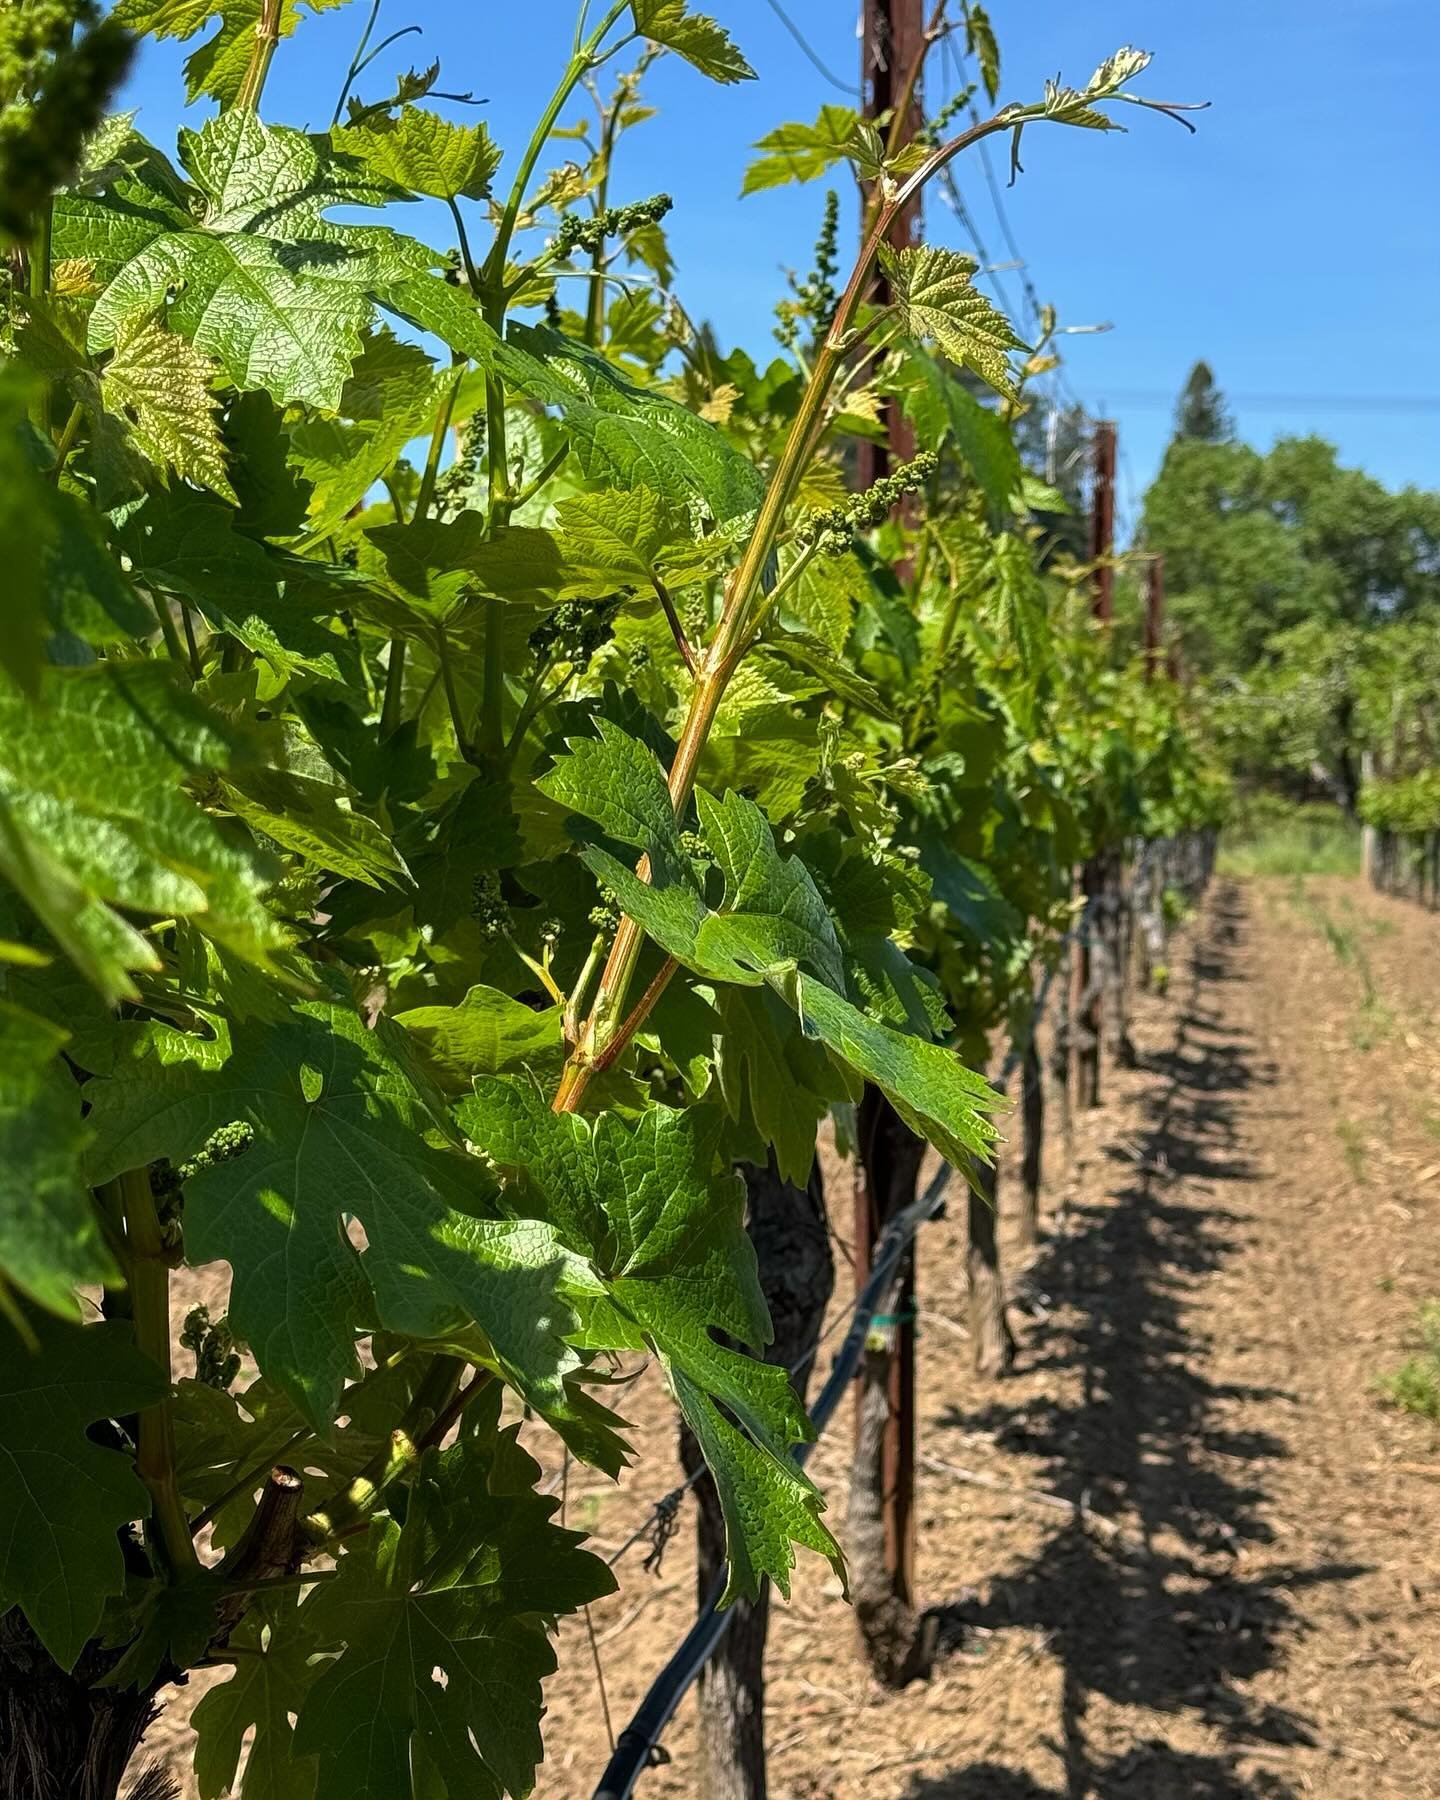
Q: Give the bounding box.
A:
[367,514,564,613]
[0,661,284,1004]
[65,110,429,410]
[457,1080,841,1600]
[741,105,867,194]
[396,986,563,1096]
[781,550,860,654]
[0,1003,114,1316]
[112,0,353,110]
[561,775,847,995]
[101,314,237,501]
[918,835,1026,953]
[294,1410,615,1800]
[407,773,524,934]
[667,1360,841,1605]
[192,1598,319,1800]
[544,725,1001,1165]
[965,3,1001,101]
[0,1313,164,1669]
[116,491,362,684]
[101,1572,227,1690]
[288,330,451,538]
[1038,47,1152,133]
[985,531,1051,667]
[220,766,412,889]
[903,355,1023,517]
[510,321,764,521]
[172,1355,421,1551]
[334,106,502,201]
[794,975,1001,1165]
[713,985,842,1186]
[382,279,764,521]
[880,244,1027,400]
[552,484,692,592]
[83,997,589,1428]
[537,716,680,856]
[763,628,893,718]
[0,376,60,693]
[0,368,150,683]
[631,1,754,84]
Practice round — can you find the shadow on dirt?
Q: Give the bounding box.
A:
[912,886,1368,1799]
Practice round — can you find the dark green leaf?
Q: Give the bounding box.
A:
[0,1002,114,1316]
[294,1409,614,1799]
[83,997,589,1428]
[0,1313,164,1669]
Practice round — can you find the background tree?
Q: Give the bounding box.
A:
[1173,359,1232,442]
[1143,430,1440,678]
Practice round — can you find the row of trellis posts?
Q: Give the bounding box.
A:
[589,825,1219,1798]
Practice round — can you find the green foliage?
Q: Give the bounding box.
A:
[1143,407,1440,679]
[1358,771,1440,836]
[84,996,591,1430]
[1173,358,1231,442]
[60,107,429,410]
[293,1407,614,1799]
[630,0,753,85]
[0,1311,165,1667]
[111,0,351,109]
[333,105,501,201]
[880,245,1028,400]
[0,7,1209,1793]
[1378,1302,1440,1424]
[0,1001,114,1316]
[0,0,135,242]
[1217,798,1359,879]
[0,660,283,1003]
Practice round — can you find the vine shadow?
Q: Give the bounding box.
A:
[913,885,1367,1799]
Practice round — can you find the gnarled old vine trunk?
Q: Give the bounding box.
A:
[679,1155,834,1800]
[0,1612,170,1800]
[848,1090,934,1688]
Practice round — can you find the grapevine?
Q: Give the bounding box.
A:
[0,5,1224,1798]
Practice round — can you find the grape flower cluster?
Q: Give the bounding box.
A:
[794,451,940,554]
[554,192,673,259]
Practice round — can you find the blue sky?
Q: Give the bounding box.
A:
[118,1,1439,527]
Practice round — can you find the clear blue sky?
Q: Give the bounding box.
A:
[118,1,1440,530]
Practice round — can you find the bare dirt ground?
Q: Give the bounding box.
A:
[146,874,1440,1799]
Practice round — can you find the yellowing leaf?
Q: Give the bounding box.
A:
[102,316,236,502]
[879,244,1027,400]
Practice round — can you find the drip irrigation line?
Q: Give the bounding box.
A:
[591,1156,953,1800]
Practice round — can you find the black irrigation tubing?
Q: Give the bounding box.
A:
[591,1158,953,1800]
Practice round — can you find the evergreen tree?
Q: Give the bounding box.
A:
[1174,360,1232,442]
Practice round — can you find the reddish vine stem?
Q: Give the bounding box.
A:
[551,106,1024,1116]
